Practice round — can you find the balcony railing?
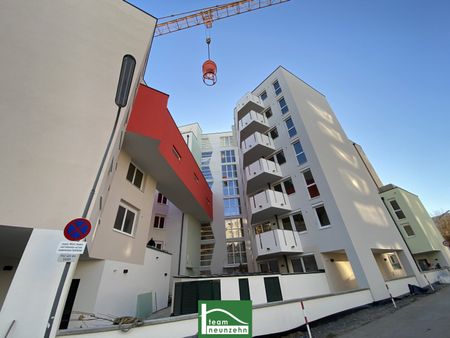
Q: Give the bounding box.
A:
[245,158,282,195]
[254,229,303,258]
[238,110,269,142]
[234,93,264,120]
[241,132,275,167]
[249,189,291,224]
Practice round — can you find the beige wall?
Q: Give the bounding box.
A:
[0,0,156,230]
[88,150,157,264]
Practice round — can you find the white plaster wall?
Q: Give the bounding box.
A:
[0,229,76,338]
[88,150,157,264]
[92,248,171,318]
[385,276,417,297]
[220,278,240,300]
[279,273,331,299]
[0,0,155,231]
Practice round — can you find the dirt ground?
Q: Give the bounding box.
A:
[282,284,449,338]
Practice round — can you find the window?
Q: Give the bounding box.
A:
[255,221,273,234]
[221,150,236,163]
[224,198,241,216]
[293,213,307,232]
[259,260,279,273]
[227,241,247,265]
[293,140,307,165]
[273,178,295,195]
[126,163,144,189]
[390,200,406,219]
[153,215,165,229]
[201,224,214,240]
[403,224,415,237]
[222,164,237,179]
[157,192,168,204]
[279,97,289,114]
[281,216,293,231]
[303,169,320,198]
[285,117,297,137]
[291,255,319,273]
[273,80,282,96]
[269,127,279,140]
[315,205,330,227]
[172,146,181,160]
[268,150,286,165]
[260,91,268,101]
[239,279,250,300]
[225,218,244,239]
[264,108,273,119]
[223,180,239,196]
[264,277,283,302]
[388,254,402,270]
[155,241,164,250]
[220,136,234,147]
[113,203,137,235]
[201,243,214,267]
[201,152,213,186]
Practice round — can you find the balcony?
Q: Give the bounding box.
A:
[245,159,282,195]
[249,189,291,224]
[254,229,303,258]
[241,132,275,168]
[234,93,264,120]
[238,110,269,142]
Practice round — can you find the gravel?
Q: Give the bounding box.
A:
[281,284,448,338]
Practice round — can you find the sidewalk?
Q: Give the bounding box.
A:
[339,285,450,338]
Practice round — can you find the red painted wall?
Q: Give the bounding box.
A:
[127,84,213,219]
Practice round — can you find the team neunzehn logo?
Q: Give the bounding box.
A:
[198,300,252,337]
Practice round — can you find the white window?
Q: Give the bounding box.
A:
[220,136,234,147]
[315,205,330,227]
[227,241,247,265]
[126,162,144,189]
[153,215,165,229]
[157,192,168,204]
[113,203,138,235]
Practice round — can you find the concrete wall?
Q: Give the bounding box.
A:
[69,248,171,329]
[245,66,423,301]
[88,150,157,264]
[0,0,155,231]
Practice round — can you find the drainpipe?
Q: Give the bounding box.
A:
[178,212,185,275]
[381,197,421,273]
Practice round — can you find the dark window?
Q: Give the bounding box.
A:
[264,277,283,302]
[265,108,273,119]
[403,224,415,236]
[285,117,297,137]
[291,258,304,273]
[259,260,279,273]
[303,255,319,272]
[283,178,295,195]
[281,216,292,230]
[273,80,282,96]
[269,128,279,139]
[157,193,168,204]
[303,169,320,198]
[260,91,268,101]
[126,163,144,189]
[315,206,330,227]
[293,141,307,165]
[239,279,251,300]
[279,97,289,114]
[173,280,221,316]
[275,151,286,165]
[114,204,136,235]
[293,213,307,232]
[153,216,165,229]
[273,183,283,193]
[390,200,406,219]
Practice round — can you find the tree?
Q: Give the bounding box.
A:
[433,210,450,242]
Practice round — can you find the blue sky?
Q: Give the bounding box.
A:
[129,0,450,214]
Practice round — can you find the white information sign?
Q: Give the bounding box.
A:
[57,254,78,263]
[56,241,86,255]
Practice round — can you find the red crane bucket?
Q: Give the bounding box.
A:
[202,59,217,86]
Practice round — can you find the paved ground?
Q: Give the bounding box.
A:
[284,284,450,338]
[338,284,450,338]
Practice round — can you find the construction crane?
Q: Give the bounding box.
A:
[154,0,290,85]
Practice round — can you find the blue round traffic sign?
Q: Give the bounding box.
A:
[64,218,92,241]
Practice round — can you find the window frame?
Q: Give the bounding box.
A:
[403,224,415,237]
[273,80,282,96]
[278,97,289,114]
[292,140,307,166]
[285,117,297,138]
[302,169,320,199]
[126,162,144,190]
[269,127,279,140]
[260,90,268,101]
[389,200,406,219]
[272,177,296,196]
[113,202,138,236]
[314,205,331,228]
[153,215,165,229]
[157,192,168,205]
